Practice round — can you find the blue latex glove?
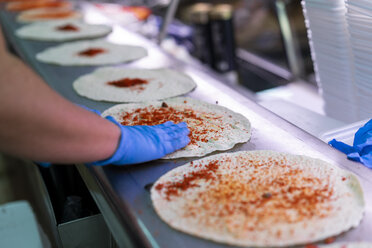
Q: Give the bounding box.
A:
[329,119,372,168]
[89,117,190,166]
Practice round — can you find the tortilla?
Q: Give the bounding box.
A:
[319,243,372,248]
[73,67,196,102]
[6,0,70,11]
[101,97,251,158]
[36,39,147,66]
[15,20,112,41]
[17,7,81,23]
[151,150,365,247]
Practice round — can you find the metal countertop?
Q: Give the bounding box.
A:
[1,9,371,248]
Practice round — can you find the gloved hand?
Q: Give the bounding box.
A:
[89,116,190,166]
[329,119,372,168]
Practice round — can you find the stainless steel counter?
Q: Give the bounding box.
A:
[1,10,371,248]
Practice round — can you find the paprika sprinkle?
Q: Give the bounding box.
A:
[78,48,106,57]
[155,160,220,200]
[119,105,224,146]
[56,24,79,32]
[107,78,148,90]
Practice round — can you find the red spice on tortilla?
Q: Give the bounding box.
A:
[78,48,106,57]
[120,105,223,146]
[56,24,79,31]
[176,155,334,229]
[155,160,220,200]
[107,78,148,88]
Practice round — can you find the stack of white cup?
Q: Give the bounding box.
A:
[346,0,372,119]
[302,0,358,123]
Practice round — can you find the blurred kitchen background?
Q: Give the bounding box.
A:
[83,0,315,90]
[82,0,336,126]
[81,0,347,138]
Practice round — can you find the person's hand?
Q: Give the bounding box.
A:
[89,117,190,166]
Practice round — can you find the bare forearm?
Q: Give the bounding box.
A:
[0,35,120,163]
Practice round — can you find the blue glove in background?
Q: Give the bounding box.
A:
[329,119,372,168]
[89,117,190,166]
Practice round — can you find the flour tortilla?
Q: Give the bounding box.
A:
[6,0,70,11]
[73,67,196,102]
[320,243,372,248]
[36,39,147,66]
[101,97,251,158]
[17,7,81,23]
[151,150,365,247]
[16,20,112,41]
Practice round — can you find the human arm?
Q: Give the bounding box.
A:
[0,27,120,163]
[0,27,189,164]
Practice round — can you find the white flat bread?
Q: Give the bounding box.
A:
[102,97,251,158]
[15,20,112,41]
[73,67,196,102]
[17,7,81,23]
[36,39,147,66]
[151,151,365,247]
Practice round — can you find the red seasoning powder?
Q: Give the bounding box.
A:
[155,160,220,200]
[156,155,335,233]
[120,104,224,146]
[107,78,148,91]
[56,24,79,31]
[78,48,106,57]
